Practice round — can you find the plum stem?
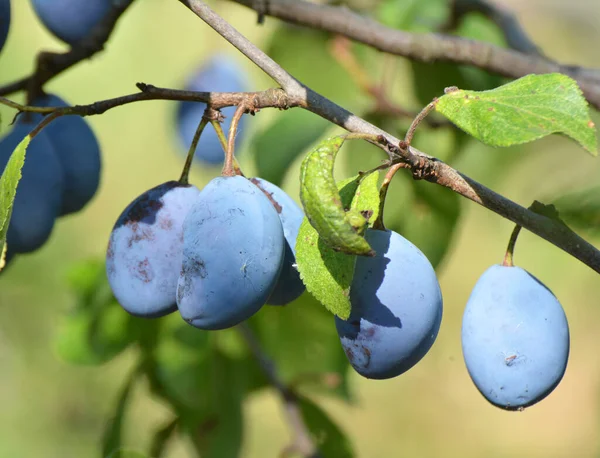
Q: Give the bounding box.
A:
[211,118,245,176]
[503,224,522,267]
[222,105,246,177]
[373,162,410,230]
[179,116,209,184]
[238,323,322,458]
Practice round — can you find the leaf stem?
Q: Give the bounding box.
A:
[210,118,245,176]
[405,101,437,146]
[179,117,209,184]
[503,224,522,267]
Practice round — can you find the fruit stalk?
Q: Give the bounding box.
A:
[503,224,522,267]
[223,104,246,177]
[179,117,209,184]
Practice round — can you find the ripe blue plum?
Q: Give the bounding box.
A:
[106,181,200,318]
[0,0,10,53]
[31,0,112,45]
[335,229,443,380]
[461,265,570,411]
[177,176,285,330]
[0,122,65,254]
[28,94,102,215]
[251,178,305,305]
[176,56,249,164]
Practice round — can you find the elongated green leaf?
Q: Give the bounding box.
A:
[300,137,373,256]
[435,73,598,154]
[0,135,29,257]
[102,369,139,458]
[298,395,355,458]
[296,174,380,319]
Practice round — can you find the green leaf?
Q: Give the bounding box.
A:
[300,136,374,256]
[435,73,598,154]
[298,395,355,458]
[551,189,600,233]
[55,258,136,365]
[0,134,29,256]
[296,174,380,319]
[253,110,330,186]
[149,419,178,458]
[105,450,147,458]
[102,369,139,458]
[376,0,449,32]
[248,294,351,400]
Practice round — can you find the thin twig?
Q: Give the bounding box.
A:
[227,0,600,110]
[238,324,321,458]
[0,0,136,98]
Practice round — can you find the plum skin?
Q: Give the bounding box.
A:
[26,94,102,215]
[177,176,285,330]
[107,181,200,318]
[31,0,112,45]
[0,122,65,255]
[461,264,570,411]
[176,56,248,164]
[0,0,10,53]
[335,229,443,380]
[251,178,305,305]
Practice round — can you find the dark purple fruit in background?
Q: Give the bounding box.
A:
[31,0,113,46]
[251,178,305,305]
[461,265,570,411]
[107,181,200,318]
[0,0,10,53]
[177,176,285,330]
[335,229,443,380]
[0,122,65,255]
[176,56,249,165]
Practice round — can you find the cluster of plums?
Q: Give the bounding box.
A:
[0,93,101,264]
[106,175,305,329]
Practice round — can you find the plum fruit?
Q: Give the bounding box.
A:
[0,122,65,254]
[107,181,200,318]
[461,264,570,411]
[28,94,102,215]
[177,175,285,330]
[31,0,113,45]
[336,229,443,379]
[176,56,248,164]
[251,177,305,305]
[0,0,10,53]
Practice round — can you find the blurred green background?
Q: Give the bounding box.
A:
[2,1,600,457]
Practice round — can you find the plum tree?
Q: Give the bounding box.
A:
[106,181,200,318]
[461,264,570,411]
[27,94,102,215]
[0,122,64,255]
[335,229,443,380]
[176,175,285,330]
[0,0,10,53]
[251,177,306,305]
[30,0,112,46]
[176,56,249,164]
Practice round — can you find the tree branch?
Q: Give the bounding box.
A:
[238,324,321,458]
[2,1,599,273]
[227,0,600,111]
[0,0,136,98]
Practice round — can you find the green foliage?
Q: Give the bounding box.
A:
[551,189,600,234]
[253,110,330,186]
[436,73,598,154]
[55,259,136,365]
[298,395,355,458]
[0,134,28,263]
[300,136,374,256]
[297,173,380,319]
[102,369,139,458]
